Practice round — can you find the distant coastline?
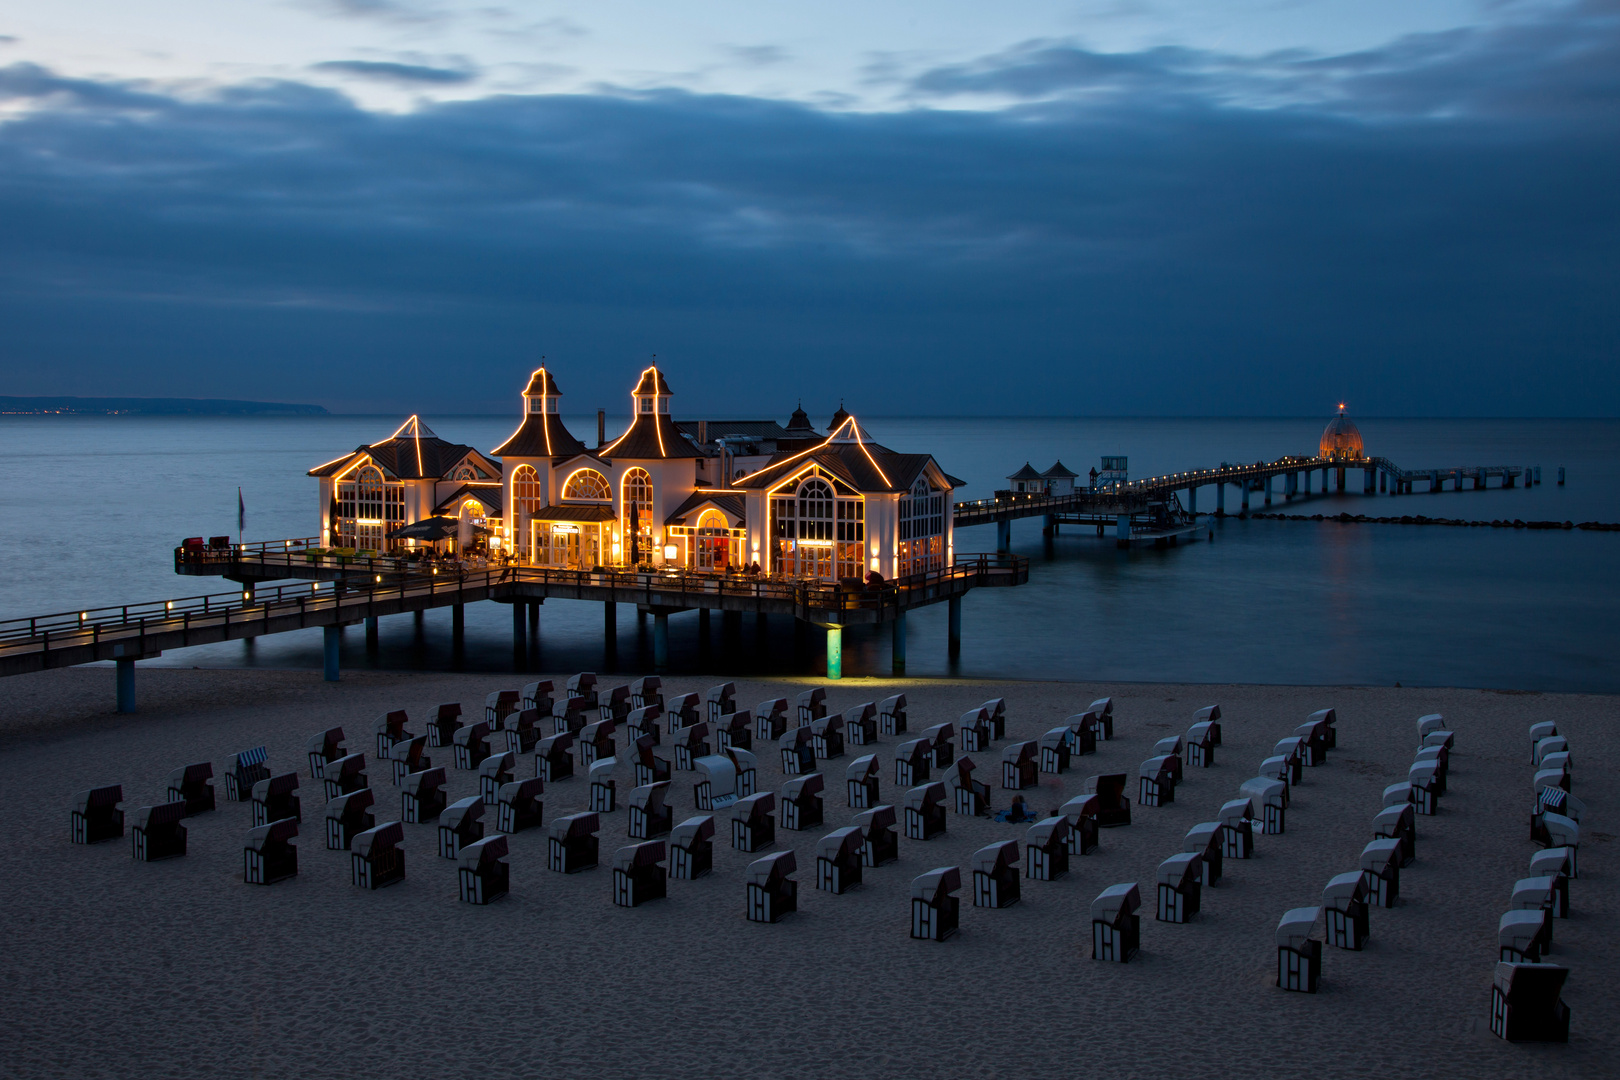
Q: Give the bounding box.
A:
[0,396,328,416]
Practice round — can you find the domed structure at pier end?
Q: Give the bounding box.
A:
[1320,405,1364,461]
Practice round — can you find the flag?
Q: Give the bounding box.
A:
[238,487,246,542]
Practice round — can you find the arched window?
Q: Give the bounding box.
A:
[357,466,386,521]
[696,508,729,531]
[623,468,653,559]
[563,469,611,501]
[512,465,542,517]
[796,478,834,540]
[899,477,945,576]
[452,464,481,481]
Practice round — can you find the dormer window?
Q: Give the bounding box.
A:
[529,397,559,414]
[641,398,652,413]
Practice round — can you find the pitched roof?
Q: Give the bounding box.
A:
[674,420,791,442]
[530,504,618,523]
[633,367,674,397]
[665,491,746,527]
[433,483,505,517]
[732,421,956,495]
[599,411,706,460]
[785,403,816,434]
[1007,462,1044,481]
[492,410,589,459]
[308,417,496,480]
[1042,460,1080,478]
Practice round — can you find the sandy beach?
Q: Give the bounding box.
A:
[0,666,1611,1079]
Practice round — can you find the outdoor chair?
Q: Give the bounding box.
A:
[972,840,1020,909]
[669,815,715,879]
[778,726,814,775]
[1003,741,1038,790]
[1240,777,1287,834]
[306,727,345,779]
[1527,722,1558,764]
[666,693,701,732]
[451,722,492,771]
[324,788,375,850]
[166,763,215,816]
[552,697,589,737]
[390,736,430,786]
[479,751,515,806]
[400,766,448,824]
[708,682,737,723]
[745,851,797,923]
[1294,718,1330,765]
[1415,713,1448,747]
[1360,837,1402,907]
[951,756,991,817]
[910,867,960,941]
[878,694,907,736]
[1059,794,1100,855]
[1307,707,1335,749]
[579,720,616,770]
[1185,722,1216,768]
[810,714,846,760]
[1408,761,1442,815]
[1184,822,1222,884]
[438,796,485,859]
[1064,713,1098,757]
[894,737,932,787]
[959,707,994,753]
[795,687,826,727]
[1092,883,1141,962]
[131,801,187,862]
[922,723,955,767]
[1156,852,1202,923]
[634,735,672,788]
[716,709,752,752]
[588,757,618,813]
[1089,697,1115,740]
[1194,704,1222,746]
[535,732,575,783]
[904,782,948,840]
[1039,727,1071,775]
[566,672,598,708]
[1323,871,1370,949]
[781,773,825,831]
[243,818,298,884]
[1153,736,1186,782]
[547,811,600,873]
[853,805,899,867]
[668,721,710,772]
[1138,756,1177,808]
[251,773,301,827]
[731,792,776,852]
[1373,804,1417,866]
[223,746,270,802]
[1499,909,1550,964]
[628,781,672,840]
[600,684,631,725]
[1086,774,1132,828]
[626,705,662,747]
[483,690,520,728]
[613,841,667,907]
[1025,817,1070,881]
[754,698,791,742]
[1218,797,1256,858]
[816,827,864,894]
[1529,849,1572,918]
[521,680,555,713]
[694,749,756,811]
[1490,963,1570,1043]
[373,710,412,758]
[503,709,542,755]
[846,754,880,809]
[457,834,509,903]
[427,703,462,748]
[1277,907,1322,992]
[351,820,405,890]
[630,676,663,711]
[979,698,1008,740]
[496,777,544,834]
[320,753,367,802]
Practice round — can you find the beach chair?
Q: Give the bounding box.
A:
[1534,765,1570,795]
[588,757,618,813]
[479,751,515,806]
[1185,722,1216,768]
[373,710,412,758]
[951,756,991,817]
[1025,817,1070,881]
[1294,717,1330,765]
[251,773,301,827]
[566,672,598,709]
[626,705,662,747]
[503,709,543,755]
[922,723,955,767]
[1490,963,1570,1043]
[980,698,1008,740]
[599,684,631,725]
[667,693,701,732]
[910,867,961,941]
[778,726,814,776]
[1382,781,1413,811]
[1276,907,1322,992]
[708,682,738,723]
[1499,909,1550,964]
[243,819,298,884]
[630,676,663,711]
[547,811,600,873]
[1138,756,1177,808]
[350,821,405,890]
[1156,852,1202,923]
[716,709,752,752]
[1380,806,1419,867]
[853,805,899,867]
[972,840,1020,909]
[613,840,667,907]
[400,767,448,824]
[959,707,994,753]
[1240,778,1287,834]
[1258,756,1293,801]
[731,792,776,853]
[324,788,375,850]
[1414,745,1448,793]
[166,763,215,816]
[1086,774,1131,828]
[1194,704,1222,746]
[745,701,786,745]
[745,851,797,923]
[844,702,878,747]
[306,727,345,779]
[1533,735,1568,769]
[131,802,187,862]
[1533,788,1583,874]
[552,697,589,736]
[795,687,826,727]
[1527,722,1558,764]
[320,753,367,802]
[1307,707,1334,749]
[1529,849,1572,918]
[1512,877,1560,941]
[673,722,711,772]
[521,680,555,713]
[451,722,492,771]
[904,782,948,841]
[535,732,575,783]
[809,714,846,760]
[1039,728,1072,775]
[878,694,907,736]
[694,749,757,811]
[496,777,544,834]
[816,827,864,894]
[1184,822,1222,885]
[669,815,715,879]
[1408,761,1442,816]
[427,704,462,748]
[390,736,430,787]
[1415,713,1448,747]
[633,736,672,788]
[1059,794,1100,856]
[1270,737,1303,784]
[1092,883,1140,962]
[846,754,880,809]
[459,834,509,904]
[1323,871,1369,949]
[1064,713,1098,757]
[1088,697,1115,740]
[438,796,485,859]
[781,773,825,831]
[628,781,672,840]
[1218,798,1255,859]
[484,690,520,728]
[1360,837,1402,907]
[223,746,270,802]
[1003,742,1038,791]
[1153,736,1185,783]
[579,719,616,770]
[894,737,932,787]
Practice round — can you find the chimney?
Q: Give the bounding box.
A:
[597,409,606,447]
[698,420,708,446]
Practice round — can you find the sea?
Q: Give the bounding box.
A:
[2,415,1616,693]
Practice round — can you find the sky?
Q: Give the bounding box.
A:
[0,0,1615,416]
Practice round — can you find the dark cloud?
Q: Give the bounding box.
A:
[0,36,19,45]
[0,1,1616,416]
[312,59,478,84]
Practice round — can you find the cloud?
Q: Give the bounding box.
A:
[296,0,447,25]
[312,59,478,84]
[0,1,1615,415]
[0,36,18,45]
[723,45,791,68]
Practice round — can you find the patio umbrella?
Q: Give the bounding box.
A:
[388,516,457,541]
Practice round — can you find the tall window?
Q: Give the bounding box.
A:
[898,478,945,577]
[773,473,862,580]
[623,468,653,561]
[563,469,611,501]
[512,465,542,560]
[336,464,402,548]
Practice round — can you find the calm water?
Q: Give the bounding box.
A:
[2,414,1615,691]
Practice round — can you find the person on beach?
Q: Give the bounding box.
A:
[1006,795,1031,822]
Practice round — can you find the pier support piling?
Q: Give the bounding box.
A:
[947,596,962,659]
[892,611,907,674]
[365,616,379,650]
[452,602,465,644]
[826,619,842,680]
[1115,513,1131,547]
[1217,484,1226,515]
[323,624,341,682]
[528,602,539,637]
[115,658,136,714]
[1264,476,1273,506]
[512,602,526,655]
[1187,486,1197,514]
[653,612,669,672]
[1240,485,1250,516]
[996,519,1011,553]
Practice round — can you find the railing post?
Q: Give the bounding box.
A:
[947,596,962,659]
